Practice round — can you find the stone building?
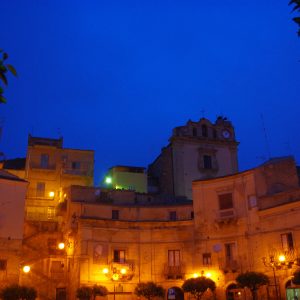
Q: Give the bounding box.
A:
[192,156,300,300]
[148,117,239,199]
[0,170,27,289]
[51,156,300,300]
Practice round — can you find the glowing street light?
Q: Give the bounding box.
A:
[23,265,30,273]
[58,242,65,250]
[102,268,109,274]
[49,191,55,198]
[105,177,112,184]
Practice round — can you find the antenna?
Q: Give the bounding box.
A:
[260,114,271,159]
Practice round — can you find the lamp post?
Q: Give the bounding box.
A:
[262,255,283,300]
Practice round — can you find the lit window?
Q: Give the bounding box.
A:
[203,155,212,169]
[112,210,119,220]
[281,233,294,251]
[168,250,180,267]
[202,253,212,265]
[113,249,125,263]
[218,193,233,210]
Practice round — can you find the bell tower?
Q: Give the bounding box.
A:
[148,116,239,199]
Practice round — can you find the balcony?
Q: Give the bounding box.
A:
[219,259,240,273]
[216,208,236,223]
[103,260,134,281]
[30,162,56,171]
[26,211,59,223]
[27,188,57,200]
[62,168,89,176]
[164,264,185,279]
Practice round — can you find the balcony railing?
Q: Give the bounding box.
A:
[27,188,57,200]
[30,162,56,170]
[219,258,240,273]
[62,168,90,176]
[164,264,185,279]
[216,208,236,222]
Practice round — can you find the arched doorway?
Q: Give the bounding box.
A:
[167,287,184,300]
[286,280,300,300]
[226,283,243,300]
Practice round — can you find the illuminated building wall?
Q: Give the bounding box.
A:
[148,117,239,200]
[0,170,27,288]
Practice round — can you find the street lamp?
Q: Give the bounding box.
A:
[262,255,280,300]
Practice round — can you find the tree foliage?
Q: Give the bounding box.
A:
[182,277,216,300]
[76,285,108,300]
[236,271,269,300]
[289,0,300,36]
[293,269,300,285]
[0,49,17,104]
[0,284,37,300]
[134,282,165,300]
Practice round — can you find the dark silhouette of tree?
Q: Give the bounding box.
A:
[0,49,17,104]
[289,0,300,36]
[236,271,269,300]
[182,277,216,300]
[76,286,93,300]
[134,282,165,300]
[293,269,300,285]
[92,285,108,300]
[0,284,37,300]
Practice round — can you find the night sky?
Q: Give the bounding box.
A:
[0,1,299,184]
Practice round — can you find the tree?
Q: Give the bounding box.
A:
[182,277,216,300]
[0,284,37,300]
[76,286,93,300]
[134,282,165,300]
[236,271,269,300]
[0,49,17,104]
[92,285,108,300]
[292,269,300,285]
[289,0,300,36]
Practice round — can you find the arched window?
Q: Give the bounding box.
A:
[202,124,208,137]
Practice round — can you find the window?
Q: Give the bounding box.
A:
[224,242,237,264]
[36,182,45,197]
[218,193,233,210]
[112,210,119,220]
[113,249,125,263]
[203,155,212,169]
[40,154,49,169]
[192,127,197,137]
[168,250,180,267]
[202,253,212,265]
[169,211,177,221]
[281,233,294,251]
[47,207,55,220]
[201,125,208,137]
[213,129,217,139]
[72,161,81,170]
[0,259,7,271]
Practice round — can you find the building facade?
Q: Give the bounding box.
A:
[148,117,239,199]
[0,170,27,289]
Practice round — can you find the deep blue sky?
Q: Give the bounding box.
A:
[0,1,299,184]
